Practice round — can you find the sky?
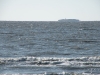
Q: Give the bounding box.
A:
[0,0,100,21]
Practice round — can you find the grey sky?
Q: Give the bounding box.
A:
[0,0,100,21]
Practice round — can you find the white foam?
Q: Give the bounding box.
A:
[0,72,98,75]
[0,56,100,68]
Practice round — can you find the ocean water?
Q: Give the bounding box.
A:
[0,21,100,75]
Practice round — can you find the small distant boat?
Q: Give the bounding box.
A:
[58,19,80,22]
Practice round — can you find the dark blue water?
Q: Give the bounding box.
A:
[0,21,100,75]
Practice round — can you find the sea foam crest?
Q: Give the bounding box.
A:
[0,72,98,75]
[0,56,100,68]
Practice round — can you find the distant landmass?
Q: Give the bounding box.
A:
[58,19,80,22]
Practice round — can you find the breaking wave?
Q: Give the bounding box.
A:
[0,56,100,74]
[1,56,100,67]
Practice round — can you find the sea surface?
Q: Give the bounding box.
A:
[0,21,100,75]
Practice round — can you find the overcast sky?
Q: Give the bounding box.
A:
[0,0,100,21]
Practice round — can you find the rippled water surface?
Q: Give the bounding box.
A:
[0,21,100,75]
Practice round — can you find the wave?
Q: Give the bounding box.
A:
[0,56,100,67]
[0,56,100,74]
[0,72,98,75]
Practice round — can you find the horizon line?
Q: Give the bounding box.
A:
[0,19,100,21]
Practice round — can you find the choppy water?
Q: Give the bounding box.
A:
[0,21,100,75]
